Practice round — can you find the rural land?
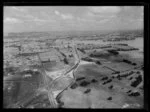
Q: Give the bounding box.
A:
[3,30,143,108]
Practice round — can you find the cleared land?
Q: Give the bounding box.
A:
[3,30,143,108]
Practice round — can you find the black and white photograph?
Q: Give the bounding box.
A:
[3,6,144,108]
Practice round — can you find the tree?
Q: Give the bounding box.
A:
[95,61,101,65]
[63,58,68,64]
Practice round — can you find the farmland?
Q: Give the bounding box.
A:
[3,30,143,108]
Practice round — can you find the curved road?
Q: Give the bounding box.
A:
[4,42,81,108]
[42,42,81,108]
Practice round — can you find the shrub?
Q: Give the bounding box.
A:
[129,77,133,80]
[95,61,101,65]
[84,89,91,94]
[91,79,98,83]
[111,76,115,79]
[130,75,142,87]
[132,63,137,66]
[81,57,93,62]
[101,76,108,81]
[70,83,78,89]
[106,79,112,83]
[126,90,132,93]
[123,59,132,64]
[107,50,119,55]
[58,101,64,108]
[128,92,140,97]
[107,97,112,100]
[76,77,85,81]
[137,71,140,74]
[108,85,113,89]
[63,58,69,64]
[80,81,90,87]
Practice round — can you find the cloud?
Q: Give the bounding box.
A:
[32,17,46,22]
[115,6,143,27]
[4,17,22,24]
[77,16,111,24]
[4,7,143,32]
[54,10,74,20]
[54,10,60,15]
[98,18,110,23]
[89,6,121,14]
[31,17,56,25]
[82,6,120,23]
[61,14,73,20]
[11,6,28,13]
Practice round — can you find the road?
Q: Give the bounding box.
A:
[37,54,58,108]
[42,42,81,108]
[4,42,81,108]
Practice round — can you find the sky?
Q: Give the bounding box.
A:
[4,6,143,33]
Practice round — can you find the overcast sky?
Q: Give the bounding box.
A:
[4,6,143,33]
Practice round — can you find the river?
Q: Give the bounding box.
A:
[107,38,143,52]
[75,38,143,52]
